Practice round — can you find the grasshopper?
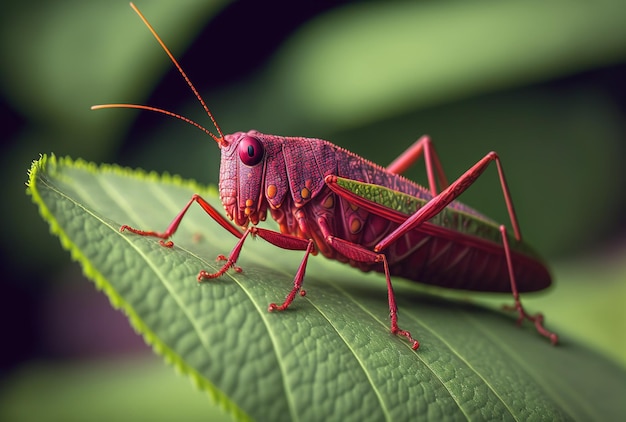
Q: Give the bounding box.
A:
[93,3,557,350]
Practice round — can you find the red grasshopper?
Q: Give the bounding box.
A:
[93,3,558,350]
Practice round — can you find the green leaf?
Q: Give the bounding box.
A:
[26,155,626,420]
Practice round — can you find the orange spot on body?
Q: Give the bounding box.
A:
[267,184,277,199]
[350,218,362,234]
[322,195,334,209]
[301,187,311,199]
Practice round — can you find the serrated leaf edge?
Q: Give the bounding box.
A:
[26,153,251,422]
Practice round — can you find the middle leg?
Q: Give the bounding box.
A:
[318,218,419,350]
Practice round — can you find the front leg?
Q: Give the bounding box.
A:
[197,225,315,312]
[239,227,316,312]
[121,193,243,248]
[121,193,247,278]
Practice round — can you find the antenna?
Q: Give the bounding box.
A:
[92,2,226,146]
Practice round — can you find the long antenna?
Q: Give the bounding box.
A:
[91,103,217,139]
[92,2,226,146]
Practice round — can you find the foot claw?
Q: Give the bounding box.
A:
[504,303,558,345]
[197,270,220,281]
[391,327,420,350]
[206,255,242,276]
[120,224,172,247]
[549,333,559,345]
[268,303,281,312]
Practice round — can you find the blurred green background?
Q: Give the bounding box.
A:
[2,0,625,420]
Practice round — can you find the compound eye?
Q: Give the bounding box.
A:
[238,136,264,166]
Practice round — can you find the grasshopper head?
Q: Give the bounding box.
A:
[219,131,268,227]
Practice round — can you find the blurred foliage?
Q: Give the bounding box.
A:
[2,0,626,419]
[0,356,233,422]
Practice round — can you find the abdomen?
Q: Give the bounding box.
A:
[303,188,551,294]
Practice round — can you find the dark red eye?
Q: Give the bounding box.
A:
[238,136,264,166]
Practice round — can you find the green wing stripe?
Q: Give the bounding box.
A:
[334,177,536,256]
[335,177,425,215]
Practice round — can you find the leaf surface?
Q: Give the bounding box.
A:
[27,155,626,421]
